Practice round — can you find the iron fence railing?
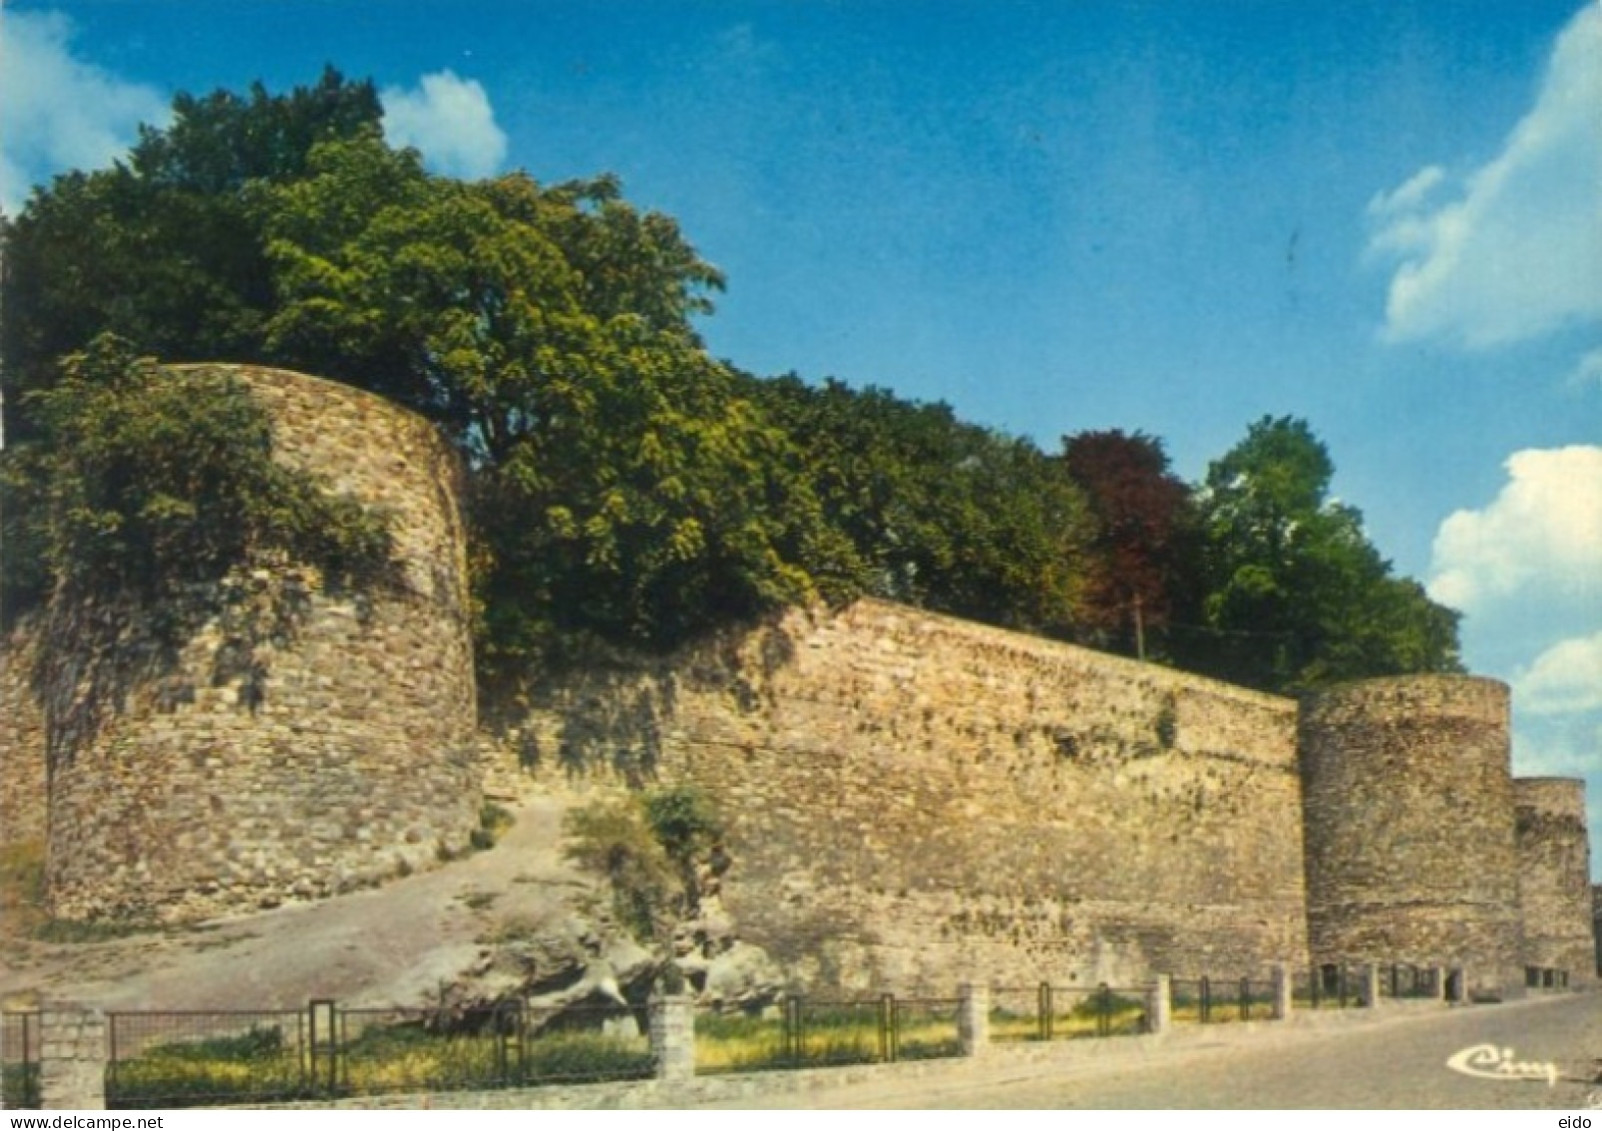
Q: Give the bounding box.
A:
[694,994,963,1075]
[1525,967,1571,991]
[989,983,1148,1042]
[105,1008,312,1109]
[2,1011,41,1109]
[1380,964,1439,1000]
[104,1000,654,1109]
[1169,975,1277,1024]
[1291,965,1367,1010]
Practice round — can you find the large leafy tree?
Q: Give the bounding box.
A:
[747,374,1092,637]
[1178,415,1461,691]
[1061,429,1196,658]
[256,135,835,667]
[1,68,382,448]
[1,74,840,671]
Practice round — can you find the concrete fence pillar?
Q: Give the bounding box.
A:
[957,982,989,1057]
[1146,975,1171,1035]
[1430,966,1447,1002]
[40,1003,105,1110]
[1272,964,1293,1020]
[649,995,695,1083]
[1360,963,1381,1007]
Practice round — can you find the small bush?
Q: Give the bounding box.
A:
[562,798,676,943]
[471,802,514,851]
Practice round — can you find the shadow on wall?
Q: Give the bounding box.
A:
[501,620,800,787]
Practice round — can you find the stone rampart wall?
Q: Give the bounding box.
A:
[511,598,1309,991]
[37,366,481,922]
[1300,677,1524,995]
[0,618,47,848]
[1514,777,1595,983]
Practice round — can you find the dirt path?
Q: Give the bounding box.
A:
[0,793,596,1011]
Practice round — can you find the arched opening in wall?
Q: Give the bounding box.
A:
[1319,963,1340,997]
[1445,969,1463,1002]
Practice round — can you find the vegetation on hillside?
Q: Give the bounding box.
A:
[0,69,1462,694]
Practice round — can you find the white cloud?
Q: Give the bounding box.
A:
[1569,348,1602,389]
[1512,713,1602,780]
[0,10,169,215]
[1429,446,1602,610]
[1517,631,1602,715]
[381,71,507,180]
[1365,165,1446,224]
[1366,4,1602,348]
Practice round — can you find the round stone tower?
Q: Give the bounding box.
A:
[1514,777,1595,986]
[1299,675,1523,997]
[42,366,480,923]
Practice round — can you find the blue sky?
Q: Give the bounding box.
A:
[4,1,1600,850]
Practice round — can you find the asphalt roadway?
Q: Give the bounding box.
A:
[701,993,1602,1109]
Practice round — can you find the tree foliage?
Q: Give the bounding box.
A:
[0,70,1461,695]
[1061,429,1197,657]
[1175,415,1462,691]
[252,135,834,668]
[745,374,1092,638]
[21,334,392,610]
[0,68,382,448]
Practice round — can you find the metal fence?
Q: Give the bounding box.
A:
[104,1000,654,1109]
[2,1012,41,1109]
[990,983,1148,1042]
[1169,975,1277,1024]
[1292,964,1367,1010]
[694,994,962,1075]
[1525,967,1571,991]
[1380,964,1439,1000]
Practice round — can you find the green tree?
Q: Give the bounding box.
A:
[256,136,834,669]
[0,68,382,448]
[1178,415,1461,691]
[746,374,1092,637]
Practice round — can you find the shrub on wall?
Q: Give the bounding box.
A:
[563,785,726,946]
[21,334,394,614]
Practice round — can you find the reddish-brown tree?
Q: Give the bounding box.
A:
[1062,429,1195,658]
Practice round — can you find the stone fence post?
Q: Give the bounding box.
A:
[1360,963,1381,1007]
[1430,965,1447,1002]
[649,995,696,1084]
[1146,975,1171,1035]
[40,1003,105,1110]
[1272,963,1293,1020]
[957,982,989,1056]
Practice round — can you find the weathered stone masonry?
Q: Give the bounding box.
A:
[513,600,1311,991]
[1515,778,1595,984]
[7,366,480,922]
[0,363,1593,994]
[1299,677,1527,995]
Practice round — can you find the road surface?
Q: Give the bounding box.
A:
[702,993,1602,1109]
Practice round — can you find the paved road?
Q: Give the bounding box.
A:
[708,994,1602,1109]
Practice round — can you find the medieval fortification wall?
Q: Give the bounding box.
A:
[0,364,1592,994]
[1515,778,1595,984]
[1299,677,1524,995]
[511,600,1308,990]
[2,366,480,922]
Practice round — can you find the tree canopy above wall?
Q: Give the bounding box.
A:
[0,70,1461,693]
